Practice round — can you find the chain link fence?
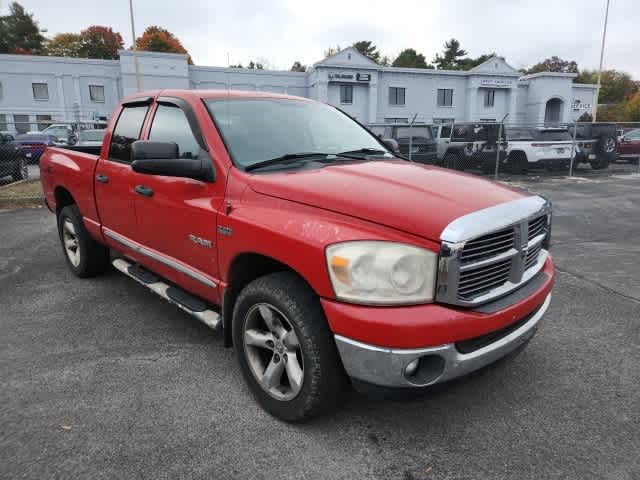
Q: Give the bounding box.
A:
[369,120,640,181]
[0,120,107,190]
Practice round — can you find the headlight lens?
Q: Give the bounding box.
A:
[326,241,438,305]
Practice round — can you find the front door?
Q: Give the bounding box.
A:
[132,98,225,304]
[619,130,640,157]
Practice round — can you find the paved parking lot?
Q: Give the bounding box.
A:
[1,174,638,479]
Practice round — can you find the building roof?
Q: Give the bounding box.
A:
[314,46,379,68]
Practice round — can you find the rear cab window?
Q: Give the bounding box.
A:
[108,105,149,162]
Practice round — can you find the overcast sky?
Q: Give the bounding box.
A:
[9,0,640,77]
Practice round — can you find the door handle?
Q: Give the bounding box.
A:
[135,185,154,197]
[96,173,109,183]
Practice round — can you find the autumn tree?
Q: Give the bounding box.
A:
[433,38,467,70]
[0,2,46,54]
[45,33,82,57]
[525,56,578,74]
[352,40,381,63]
[623,93,640,121]
[575,69,638,104]
[77,26,123,59]
[135,26,193,64]
[324,45,341,58]
[290,61,306,72]
[392,48,431,69]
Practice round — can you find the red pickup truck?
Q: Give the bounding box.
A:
[40,90,554,421]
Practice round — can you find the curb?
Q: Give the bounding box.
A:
[0,178,29,191]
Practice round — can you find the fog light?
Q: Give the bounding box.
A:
[404,358,420,377]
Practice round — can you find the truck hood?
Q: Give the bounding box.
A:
[248,160,527,241]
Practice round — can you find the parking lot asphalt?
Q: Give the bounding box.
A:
[1,174,639,480]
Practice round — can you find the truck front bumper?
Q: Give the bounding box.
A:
[334,293,550,388]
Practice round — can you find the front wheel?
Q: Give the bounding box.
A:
[232,272,347,422]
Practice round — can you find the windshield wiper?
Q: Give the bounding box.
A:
[245,152,331,172]
[337,148,388,157]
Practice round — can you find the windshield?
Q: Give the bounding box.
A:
[205,98,392,169]
[79,130,105,141]
[395,126,433,142]
[537,130,572,141]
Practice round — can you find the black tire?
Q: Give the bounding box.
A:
[597,133,617,161]
[57,205,110,278]
[232,272,348,422]
[12,155,28,182]
[509,152,528,174]
[590,158,610,170]
[442,151,461,170]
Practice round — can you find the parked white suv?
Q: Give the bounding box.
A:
[505,127,575,173]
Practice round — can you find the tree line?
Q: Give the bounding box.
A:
[0,2,192,63]
[1,2,637,120]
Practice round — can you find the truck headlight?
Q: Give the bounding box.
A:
[326,241,437,305]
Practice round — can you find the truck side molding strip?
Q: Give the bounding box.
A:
[103,228,217,288]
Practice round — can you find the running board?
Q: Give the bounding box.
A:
[112,258,221,330]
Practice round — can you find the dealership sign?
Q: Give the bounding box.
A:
[479,78,513,88]
[572,99,592,110]
[328,72,371,82]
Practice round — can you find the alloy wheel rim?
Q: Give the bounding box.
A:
[605,138,615,153]
[243,303,304,401]
[62,219,80,267]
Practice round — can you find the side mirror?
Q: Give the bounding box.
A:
[382,138,400,153]
[131,140,215,182]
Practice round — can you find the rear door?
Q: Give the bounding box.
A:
[132,97,225,303]
[95,100,151,245]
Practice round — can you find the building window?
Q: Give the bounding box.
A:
[437,89,453,107]
[36,114,52,130]
[484,89,495,107]
[340,84,353,104]
[89,85,105,103]
[0,114,6,131]
[433,117,455,124]
[389,87,406,106]
[0,82,3,100]
[14,114,30,133]
[32,83,49,101]
[384,117,408,123]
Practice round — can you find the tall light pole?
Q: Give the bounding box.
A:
[592,0,610,122]
[128,0,141,92]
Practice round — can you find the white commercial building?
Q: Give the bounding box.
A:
[0,46,597,133]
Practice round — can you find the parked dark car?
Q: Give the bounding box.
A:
[383,125,438,164]
[13,133,57,164]
[617,128,640,163]
[0,133,28,182]
[569,123,617,170]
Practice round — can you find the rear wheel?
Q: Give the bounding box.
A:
[509,152,528,174]
[12,155,28,182]
[233,272,347,422]
[57,205,110,277]
[590,158,610,170]
[442,151,461,170]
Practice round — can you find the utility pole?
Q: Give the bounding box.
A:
[129,0,141,92]
[592,0,610,122]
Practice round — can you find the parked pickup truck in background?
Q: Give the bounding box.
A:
[40,90,555,421]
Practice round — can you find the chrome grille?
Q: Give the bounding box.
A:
[460,227,515,264]
[458,258,512,300]
[436,196,552,307]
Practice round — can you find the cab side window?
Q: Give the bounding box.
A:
[440,126,452,138]
[108,105,149,163]
[149,104,200,159]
